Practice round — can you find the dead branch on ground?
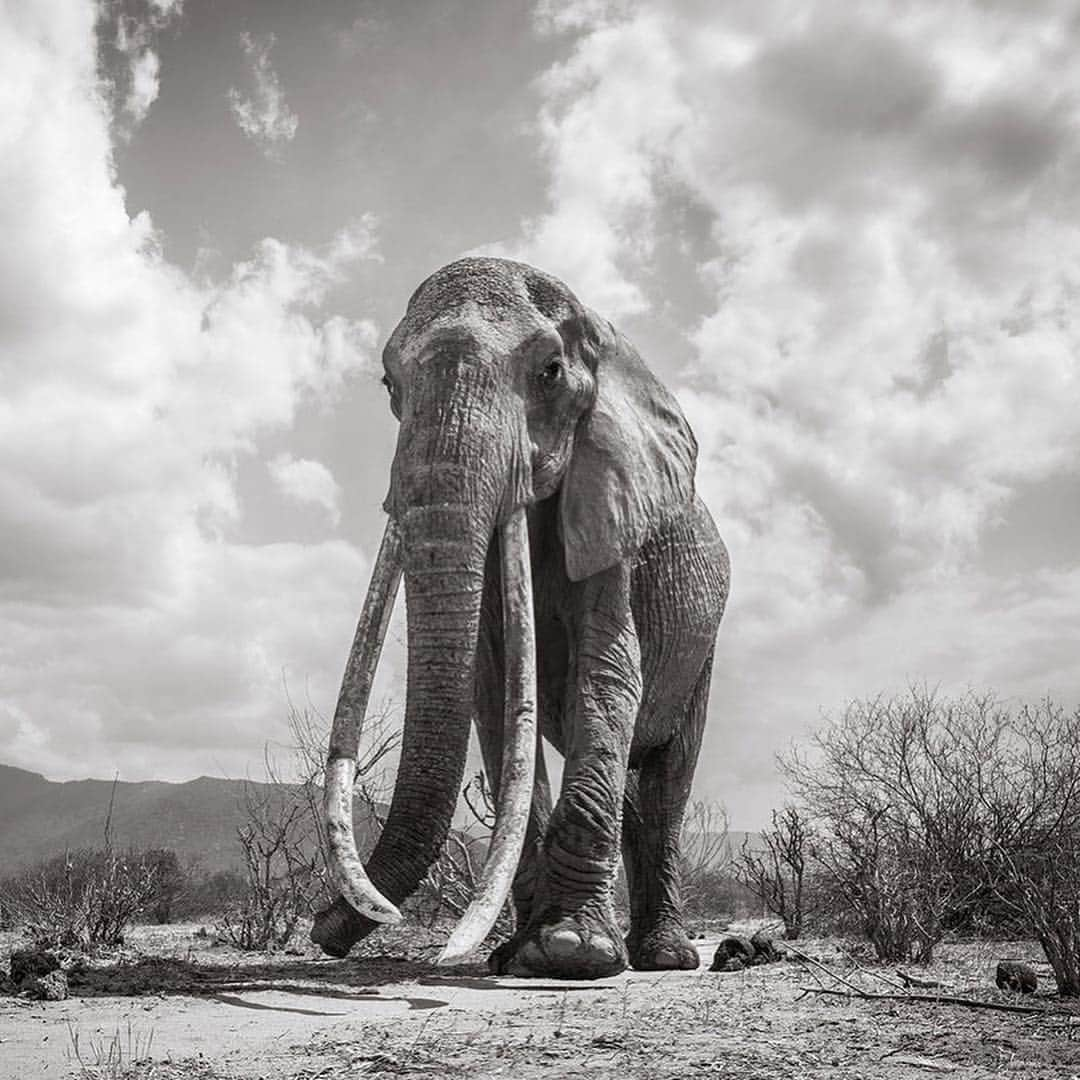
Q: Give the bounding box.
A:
[787,943,1071,1017]
[897,968,945,989]
[796,984,1068,1016]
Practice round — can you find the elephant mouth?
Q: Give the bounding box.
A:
[530,437,574,501]
[321,505,538,963]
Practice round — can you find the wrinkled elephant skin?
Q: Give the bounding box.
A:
[311,257,730,980]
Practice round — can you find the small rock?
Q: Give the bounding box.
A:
[9,947,60,989]
[996,960,1037,994]
[26,970,68,1001]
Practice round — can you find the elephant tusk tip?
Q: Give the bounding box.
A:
[340,884,404,925]
[355,897,404,925]
[435,941,477,967]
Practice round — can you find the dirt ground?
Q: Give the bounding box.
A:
[2,923,1079,1079]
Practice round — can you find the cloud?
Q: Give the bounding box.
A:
[228,32,299,155]
[486,8,689,317]
[0,4,378,781]
[107,0,183,129]
[269,455,343,524]
[519,1,1080,822]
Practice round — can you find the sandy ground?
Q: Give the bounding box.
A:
[3,925,1080,1079]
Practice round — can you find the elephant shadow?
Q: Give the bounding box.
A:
[61,951,614,1005]
[63,952,475,1010]
[418,974,615,993]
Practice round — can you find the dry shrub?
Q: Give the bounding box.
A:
[2,847,163,950]
[783,688,1080,991]
[736,807,812,940]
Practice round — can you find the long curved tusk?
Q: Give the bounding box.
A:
[437,505,537,965]
[324,517,405,924]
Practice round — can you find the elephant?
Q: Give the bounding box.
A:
[309,256,729,979]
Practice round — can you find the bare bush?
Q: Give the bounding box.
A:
[216,780,324,951]
[3,847,163,949]
[679,799,735,919]
[141,849,187,925]
[217,698,401,950]
[286,697,400,902]
[736,807,811,939]
[0,778,180,950]
[783,689,992,962]
[978,701,1080,995]
[785,688,1080,991]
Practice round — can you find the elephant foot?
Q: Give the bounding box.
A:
[310,895,374,958]
[489,907,628,980]
[627,924,701,971]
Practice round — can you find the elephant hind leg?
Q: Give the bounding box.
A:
[622,650,713,971]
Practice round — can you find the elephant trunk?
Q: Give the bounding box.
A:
[437,506,536,963]
[313,400,538,958]
[372,498,489,900]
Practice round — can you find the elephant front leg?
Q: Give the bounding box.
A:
[494,565,641,979]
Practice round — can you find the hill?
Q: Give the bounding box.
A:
[0,762,760,879]
[0,763,324,874]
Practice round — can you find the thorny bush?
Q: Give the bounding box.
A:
[783,688,1080,992]
[1,847,164,949]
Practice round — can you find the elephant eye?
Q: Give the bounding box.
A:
[538,357,563,387]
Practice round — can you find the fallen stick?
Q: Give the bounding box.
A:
[897,969,945,990]
[785,945,867,996]
[796,985,1068,1017]
[859,966,907,992]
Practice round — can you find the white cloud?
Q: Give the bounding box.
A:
[126,48,161,122]
[520,1,1080,822]
[110,0,183,128]
[486,8,689,317]
[0,4,378,781]
[269,455,343,525]
[228,32,299,155]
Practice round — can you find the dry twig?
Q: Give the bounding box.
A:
[785,945,867,996]
[797,985,1067,1016]
[897,969,945,990]
[788,942,1069,1017]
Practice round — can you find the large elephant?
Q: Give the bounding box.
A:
[310,257,729,979]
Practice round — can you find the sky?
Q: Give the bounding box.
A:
[2,0,1080,828]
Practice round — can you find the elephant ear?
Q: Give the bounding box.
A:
[559,311,697,582]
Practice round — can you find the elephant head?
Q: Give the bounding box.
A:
[311,256,697,961]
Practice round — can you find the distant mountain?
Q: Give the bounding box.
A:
[0,763,345,875]
[0,761,760,879]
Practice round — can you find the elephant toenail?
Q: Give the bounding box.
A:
[520,940,545,966]
[546,929,583,957]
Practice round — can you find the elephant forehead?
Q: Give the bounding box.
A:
[395,304,536,365]
[385,257,580,370]
[404,258,577,326]
[409,258,528,314]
